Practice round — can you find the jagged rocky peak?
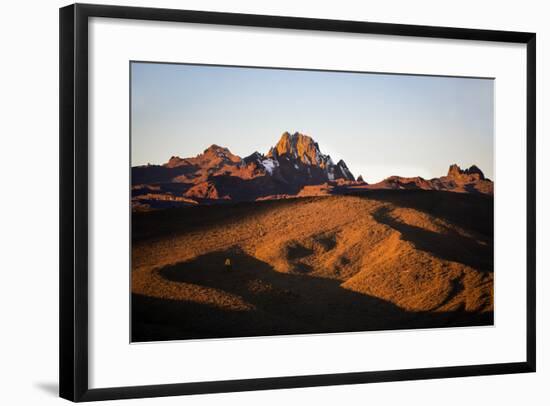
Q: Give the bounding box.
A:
[265,131,354,181]
[203,144,230,155]
[266,131,355,181]
[337,159,350,171]
[243,151,264,164]
[357,175,365,183]
[329,159,355,180]
[202,144,241,163]
[448,164,485,180]
[268,131,323,165]
[465,165,485,179]
[165,155,188,168]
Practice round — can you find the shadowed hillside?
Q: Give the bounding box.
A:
[132,191,493,341]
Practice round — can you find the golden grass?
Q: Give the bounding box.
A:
[132,192,493,340]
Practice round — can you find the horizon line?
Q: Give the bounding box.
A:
[131,138,491,184]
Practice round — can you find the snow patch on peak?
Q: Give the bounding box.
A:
[261,158,278,175]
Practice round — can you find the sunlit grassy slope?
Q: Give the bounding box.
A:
[132,190,493,341]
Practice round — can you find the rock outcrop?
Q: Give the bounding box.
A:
[447,164,486,181]
[132,131,356,205]
[131,133,493,210]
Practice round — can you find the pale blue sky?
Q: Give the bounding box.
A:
[131,62,494,182]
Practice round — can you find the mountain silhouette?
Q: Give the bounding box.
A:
[132,132,493,210]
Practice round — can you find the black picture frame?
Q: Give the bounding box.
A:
[59,3,536,402]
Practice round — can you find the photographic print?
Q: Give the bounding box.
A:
[131,62,494,342]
